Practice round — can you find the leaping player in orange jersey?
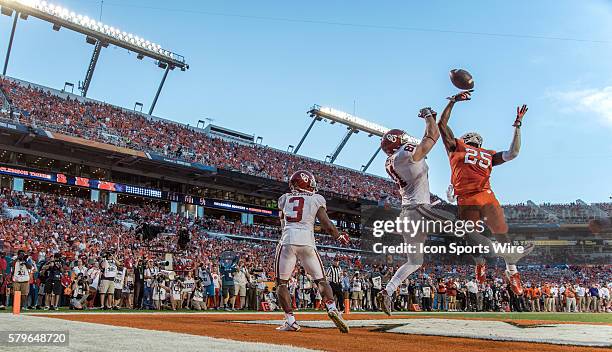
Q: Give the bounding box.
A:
[438,90,534,295]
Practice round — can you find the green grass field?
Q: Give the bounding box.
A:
[393,311,612,324]
[2,307,610,323]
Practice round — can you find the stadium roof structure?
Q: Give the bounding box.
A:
[0,0,188,114]
[294,104,420,172]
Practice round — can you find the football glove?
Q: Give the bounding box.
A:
[513,104,528,127]
[418,107,435,119]
[446,184,457,203]
[447,90,473,103]
[337,232,350,245]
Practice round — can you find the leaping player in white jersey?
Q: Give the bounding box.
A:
[377,107,496,315]
[275,170,350,333]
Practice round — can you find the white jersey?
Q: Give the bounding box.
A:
[87,268,101,289]
[182,278,196,293]
[114,268,126,290]
[102,259,118,279]
[385,142,430,205]
[278,192,326,247]
[13,260,32,283]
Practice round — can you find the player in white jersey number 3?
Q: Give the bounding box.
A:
[275,170,350,333]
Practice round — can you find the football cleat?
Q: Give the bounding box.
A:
[475,263,486,284]
[506,271,524,296]
[378,291,393,316]
[327,309,349,333]
[276,321,301,332]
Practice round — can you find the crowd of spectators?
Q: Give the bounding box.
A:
[503,202,611,224]
[593,202,612,216]
[1,189,610,314]
[2,78,611,226]
[0,78,398,202]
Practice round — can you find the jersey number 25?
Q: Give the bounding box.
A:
[464,148,492,169]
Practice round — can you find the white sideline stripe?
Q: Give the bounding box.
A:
[235,318,612,347]
[0,315,320,352]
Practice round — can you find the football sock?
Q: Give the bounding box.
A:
[506,264,518,275]
[285,313,296,325]
[386,263,420,296]
[324,300,337,311]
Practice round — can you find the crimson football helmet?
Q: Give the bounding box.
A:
[381,129,410,156]
[289,170,317,193]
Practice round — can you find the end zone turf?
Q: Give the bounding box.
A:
[23,312,612,352]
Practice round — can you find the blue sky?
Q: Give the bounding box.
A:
[1,0,611,204]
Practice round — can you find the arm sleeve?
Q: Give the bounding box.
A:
[314,194,327,209]
[278,194,286,211]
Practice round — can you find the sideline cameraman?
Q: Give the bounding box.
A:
[191,280,207,310]
[169,276,184,310]
[143,260,159,309]
[99,251,122,310]
[196,263,214,308]
[70,273,89,310]
[11,250,33,311]
[152,274,169,310]
[41,253,64,310]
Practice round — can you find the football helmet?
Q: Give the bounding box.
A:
[460,132,483,148]
[289,170,317,193]
[381,129,410,156]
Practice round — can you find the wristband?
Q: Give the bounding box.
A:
[424,135,437,143]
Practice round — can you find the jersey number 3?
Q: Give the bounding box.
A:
[286,196,305,222]
[464,147,492,169]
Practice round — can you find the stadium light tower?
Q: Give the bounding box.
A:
[301,105,420,171]
[0,0,188,113]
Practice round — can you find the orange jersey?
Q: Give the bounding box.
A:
[449,138,496,197]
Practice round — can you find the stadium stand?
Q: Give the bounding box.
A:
[1,189,610,313]
[0,77,610,315]
[0,77,398,202]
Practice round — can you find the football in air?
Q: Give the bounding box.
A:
[449,68,474,90]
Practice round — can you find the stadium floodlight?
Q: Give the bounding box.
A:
[302,104,421,170]
[308,104,421,144]
[0,0,188,112]
[309,105,390,137]
[0,0,186,68]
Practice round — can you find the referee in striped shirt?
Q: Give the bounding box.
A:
[326,260,343,310]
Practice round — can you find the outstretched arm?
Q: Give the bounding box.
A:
[438,90,472,153]
[492,104,527,166]
[412,107,440,162]
[438,101,457,153]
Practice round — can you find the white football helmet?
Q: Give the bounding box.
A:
[460,132,483,148]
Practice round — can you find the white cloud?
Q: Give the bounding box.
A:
[550,87,612,127]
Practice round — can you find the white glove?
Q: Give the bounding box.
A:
[446,185,457,203]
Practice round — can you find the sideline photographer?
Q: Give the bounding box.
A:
[11,249,33,310]
[99,251,122,310]
[191,279,207,310]
[41,253,64,310]
[70,273,89,310]
[196,263,214,308]
[143,260,159,309]
[152,273,170,310]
